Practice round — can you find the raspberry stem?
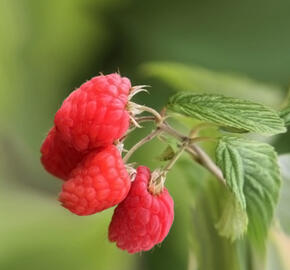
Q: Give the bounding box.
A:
[149,141,187,195]
[123,128,163,163]
[120,116,156,142]
[157,121,225,184]
[162,143,187,174]
[136,104,163,123]
[187,144,225,184]
[135,116,156,123]
[124,105,225,184]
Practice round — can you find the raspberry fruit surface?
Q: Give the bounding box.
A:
[54,73,131,151]
[59,145,131,216]
[40,127,86,180]
[108,166,174,253]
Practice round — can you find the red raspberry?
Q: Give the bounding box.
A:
[59,145,131,216]
[40,127,86,180]
[54,73,131,151]
[108,166,174,253]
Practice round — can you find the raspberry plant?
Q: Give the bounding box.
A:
[40,72,290,254]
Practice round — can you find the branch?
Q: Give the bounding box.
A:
[135,116,156,124]
[123,128,162,163]
[158,122,186,141]
[188,144,225,185]
[163,143,187,174]
[159,121,225,185]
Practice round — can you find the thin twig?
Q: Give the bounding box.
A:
[148,143,187,195]
[163,143,187,174]
[184,147,198,159]
[138,105,162,122]
[189,144,225,184]
[120,116,156,142]
[135,116,156,124]
[159,121,225,184]
[123,128,163,163]
[158,122,186,141]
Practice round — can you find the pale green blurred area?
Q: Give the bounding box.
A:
[1,0,290,269]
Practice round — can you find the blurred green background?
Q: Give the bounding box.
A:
[1,0,290,269]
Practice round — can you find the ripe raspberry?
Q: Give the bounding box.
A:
[59,145,131,216]
[40,127,86,180]
[108,166,174,253]
[54,73,131,151]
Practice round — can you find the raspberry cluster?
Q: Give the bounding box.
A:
[40,73,174,253]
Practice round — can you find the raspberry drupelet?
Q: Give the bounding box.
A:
[40,127,87,180]
[54,73,131,152]
[108,166,174,253]
[59,145,131,216]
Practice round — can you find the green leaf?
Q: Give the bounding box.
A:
[141,62,284,106]
[279,87,290,126]
[168,93,286,136]
[279,106,290,126]
[216,137,281,245]
[277,154,290,235]
[158,145,176,161]
[215,192,249,241]
[219,126,249,134]
[216,138,246,209]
